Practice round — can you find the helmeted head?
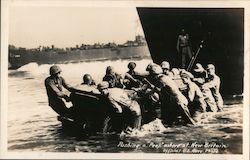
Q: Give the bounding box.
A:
[83,74,93,85]
[171,68,180,76]
[161,61,170,70]
[207,64,215,75]
[97,81,109,95]
[146,63,153,72]
[181,29,186,35]
[97,81,109,90]
[128,62,136,70]
[106,66,115,75]
[146,62,157,72]
[151,65,163,75]
[194,63,204,73]
[49,65,62,76]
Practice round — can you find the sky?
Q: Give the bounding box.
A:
[9,6,144,49]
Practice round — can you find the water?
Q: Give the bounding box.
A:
[8,59,242,153]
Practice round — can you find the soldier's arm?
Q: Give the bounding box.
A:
[116,74,125,88]
[124,73,136,81]
[61,77,77,92]
[192,78,205,85]
[204,76,220,89]
[47,79,68,98]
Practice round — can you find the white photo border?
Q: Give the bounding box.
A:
[1,0,249,159]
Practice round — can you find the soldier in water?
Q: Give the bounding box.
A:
[203,64,224,111]
[44,65,76,117]
[103,66,124,88]
[146,64,195,125]
[192,63,217,112]
[180,71,206,119]
[75,74,98,93]
[97,81,142,132]
[124,62,143,89]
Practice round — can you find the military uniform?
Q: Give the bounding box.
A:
[124,70,143,89]
[45,76,74,116]
[177,33,192,69]
[103,73,124,88]
[103,66,123,88]
[192,67,217,112]
[152,73,195,125]
[97,82,141,130]
[204,74,223,111]
[107,88,141,129]
[182,76,206,118]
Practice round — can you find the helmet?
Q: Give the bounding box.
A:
[128,62,136,70]
[106,66,114,74]
[83,74,93,84]
[49,65,62,75]
[151,65,163,74]
[161,61,170,69]
[97,81,109,90]
[171,68,180,76]
[146,62,155,71]
[194,63,204,72]
[207,64,215,70]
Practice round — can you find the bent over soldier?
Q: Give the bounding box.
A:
[97,82,141,132]
[146,65,195,125]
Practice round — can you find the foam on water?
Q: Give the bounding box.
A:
[15,59,152,85]
[120,118,167,138]
[17,62,39,72]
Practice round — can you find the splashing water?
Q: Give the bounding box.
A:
[120,118,167,138]
[7,59,243,153]
[17,62,39,72]
[15,59,152,84]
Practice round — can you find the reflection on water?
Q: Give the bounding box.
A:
[7,60,242,153]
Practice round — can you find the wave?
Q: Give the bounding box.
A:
[13,59,153,84]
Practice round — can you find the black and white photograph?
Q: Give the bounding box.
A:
[1,0,249,159]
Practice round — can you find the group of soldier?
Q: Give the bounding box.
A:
[45,60,223,132]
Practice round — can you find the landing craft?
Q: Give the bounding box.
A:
[8,35,151,69]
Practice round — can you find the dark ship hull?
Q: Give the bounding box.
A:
[9,45,151,69]
[137,8,244,96]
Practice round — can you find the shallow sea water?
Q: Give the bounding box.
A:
[7,59,243,153]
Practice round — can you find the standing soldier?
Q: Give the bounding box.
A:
[177,29,193,69]
[203,64,224,111]
[45,65,76,116]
